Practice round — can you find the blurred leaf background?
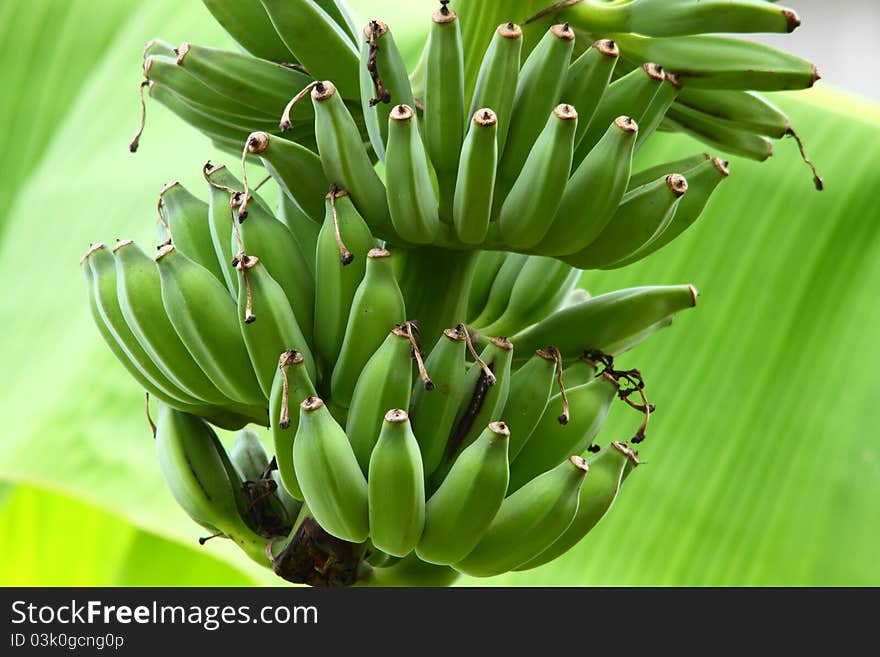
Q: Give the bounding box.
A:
[0,0,877,586]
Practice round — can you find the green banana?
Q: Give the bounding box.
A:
[610,32,819,91]
[269,350,316,500]
[174,42,313,119]
[359,20,414,161]
[555,0,800,37]
[154,402,267,563]
[416,421,510,565]
[470,252,528,328]
[330,248,407,407]
[478,257,579,336]
[563,173,688,270]
[87,244,204,406]
[260,0,360,99]
[200,0,295,62]
[245,131,329,222]
[410,326,468,478]
[233,191,315,346]
[628,152,710,190]
[293,396,370,543]
[613,157,730,267]
[204,162,248,297]
[466,250,507,322]
[538,116,638,256]
[665,104,774,161]
[515,441,638,571]
[148,82,255,147]
[508,284,699,360]
[346,325,414,474]
[358,553,459,587]
[159,181,226,285]
[155,244,265,406]
[313,188,376,369]
[503,349,558,462]
[434,336,513,485]
[144,55,279,124]
[635,71,681,151]
[368,409,426,557]
[468,22,521,154]
[508,373,619,492]
[576,63,665,159]
[675,88,790,139]
[423,2,465,220]
[498,103,577,249]
[453,455,589,577]
[311,81,392,234]
[563,39,619,146]
[496,23,574,205]
[276,193,320,275]
[385,104,440,245]
[453,109,498,245]
[313,0,360,43]
[236,255,315,398]
[112,240,231,407]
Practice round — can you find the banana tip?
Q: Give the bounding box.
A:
[301,396,324,412]
[489,421,510,437]
[569,455,589,473]
[80,242,106,265]
[111,239,134,253]
[688,284,699,306]
[782,8,801,32]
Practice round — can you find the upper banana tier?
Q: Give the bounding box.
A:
[132,0,821,262]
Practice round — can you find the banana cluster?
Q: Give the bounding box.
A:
[83,0,819,586]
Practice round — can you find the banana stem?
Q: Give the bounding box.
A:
[395,247,478,346]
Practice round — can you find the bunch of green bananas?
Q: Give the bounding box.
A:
[83,0,819,586]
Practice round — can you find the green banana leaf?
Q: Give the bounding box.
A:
[1,0,878,586]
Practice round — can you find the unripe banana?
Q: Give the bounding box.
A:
[147,82,255,148]
[563,173,688,270]
[200,0,294,62]
[245,131,329,222]
[666,104,774,161]
[313,189,376,369]
[113,240,231,407]
[359,20,414,161]
[416,421,510,565]
[293,396,370,543]
[277,193,320,276]
[154,402,267,563]
[614,157,730,267]
[676,88,790,139]
[508,284,699,360]
[410,326,467,478]
[81,245,217,416]
[470,252,528,329]
[385,104,440,245]
[509,372,619,492]
[478,257,579,337]
[204,163,244,296]
[576,63,665,159]
[515,441,638,571]
[236,255,315,397]
[174,42,312,119]
[503,349,558,462]
[424,3,465,220]
[155,244,265,405]
[498,104,577,249]
[368,409,426,557]
[636,72,682,151]
[330,248,406,407]
[453,109,498,245]
[433,337,513,485]
[497,23,574,204]
[346,326,414,473]
[311,81,392,234]
[233,192,315,346]
[610,33,819,91]
[563,39,619,146]
[454,455,589,577]
[269,350,315,500]
[538,116,639,256]
[260,0,360,99]
[159,181,226,286]
[312,0,360,43]
[87,244,203,406]
[468,23,521,154]
[628,153,711,190]
[467,251,507,323]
